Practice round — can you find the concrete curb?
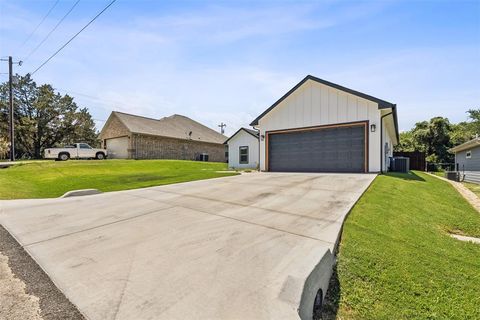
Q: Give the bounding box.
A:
[298,174,378,319]
[60,189,102,198]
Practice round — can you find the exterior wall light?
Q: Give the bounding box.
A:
[260,134,265,141]
[370,124,376,132]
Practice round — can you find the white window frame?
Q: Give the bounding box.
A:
[466,150,472,159]
[239,146,249,164]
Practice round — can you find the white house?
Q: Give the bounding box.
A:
[225,128,259,169]
[250,75,399,173]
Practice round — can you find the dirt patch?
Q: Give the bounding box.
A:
[0,252,42,319]
[0,225,84,320]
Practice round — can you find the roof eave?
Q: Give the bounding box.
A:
[250,75,396,126]
[224,128,259,144]
[385,104,400,144]
[449,138,480,153]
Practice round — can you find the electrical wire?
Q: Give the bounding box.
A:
[55,87,130,109]
[23,0,81,63]
[18,0,60,51]
[30,0,117,75]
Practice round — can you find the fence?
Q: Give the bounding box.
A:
[393,151,426,171]
[426,162,455,172]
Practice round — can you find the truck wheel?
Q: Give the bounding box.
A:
[96,152,105,160]
[59,153,70,161]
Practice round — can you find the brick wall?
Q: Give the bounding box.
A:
[132,134,226,162]
[99,115,131,145]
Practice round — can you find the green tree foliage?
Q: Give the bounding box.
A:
[395,110,479,163]
[0,74,98,159]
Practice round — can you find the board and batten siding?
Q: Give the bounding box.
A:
[257,80,393,172]
[227,130,259,169]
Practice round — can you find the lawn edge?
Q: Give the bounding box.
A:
[426,172,480,213]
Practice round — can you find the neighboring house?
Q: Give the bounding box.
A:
[250,75,399,173]
[225,128,259,169]
[449,136,480,184]
[99,111,227,161]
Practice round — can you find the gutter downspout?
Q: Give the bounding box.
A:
[252,126,261,170]
[380,111,393,174]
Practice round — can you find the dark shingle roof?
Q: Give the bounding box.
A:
[111,111,226,144]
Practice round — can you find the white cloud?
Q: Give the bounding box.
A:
[2,0,478,137]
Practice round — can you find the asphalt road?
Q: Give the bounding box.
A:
[0,172,375,320]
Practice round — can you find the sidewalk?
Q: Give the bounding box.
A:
[0,161,36,168]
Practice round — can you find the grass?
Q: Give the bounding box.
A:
[430,171,445,177]
[463,182,480,198]
[324,171,480,319]
[0,160,238,199]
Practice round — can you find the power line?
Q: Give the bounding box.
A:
[55,87,131,110]
[30,0,117,75]
[23,0,81,63]
[18,0,60,51]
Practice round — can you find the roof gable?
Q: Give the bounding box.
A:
[250,75,395,126]
[105,111,226,144]
[224,128,259,144]
[250,75,399,142]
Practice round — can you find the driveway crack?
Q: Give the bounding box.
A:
[24,206,175,247]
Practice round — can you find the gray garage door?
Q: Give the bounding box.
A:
[268,125,365,173]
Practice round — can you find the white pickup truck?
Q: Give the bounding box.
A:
[44,143,107,161]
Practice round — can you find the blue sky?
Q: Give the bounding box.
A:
[0,0,479,135]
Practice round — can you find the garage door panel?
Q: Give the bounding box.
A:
[106,137,129,159]
[268,125,365,173]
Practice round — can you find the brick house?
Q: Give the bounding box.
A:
[99,111,227,162]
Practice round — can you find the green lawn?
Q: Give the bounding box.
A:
[323,171,480,319]
[430,171,445,178]
[0,160,237,199]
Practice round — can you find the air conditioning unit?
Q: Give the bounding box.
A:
[390,157,410,173]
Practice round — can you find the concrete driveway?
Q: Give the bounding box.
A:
[0,173,375,320]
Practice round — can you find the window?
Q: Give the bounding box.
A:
[466,150,472,159]
[239,146,249,164]
[79,143,91,149]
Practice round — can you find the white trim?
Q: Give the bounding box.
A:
[239,146,249,164]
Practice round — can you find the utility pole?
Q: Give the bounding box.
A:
[1,56,22,161]
[8,57,14,161]
[218,122,226,135]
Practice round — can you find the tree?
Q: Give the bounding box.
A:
[0,74,98,159]
[394,109,480,164]
[0,136,8,159]
[395,131,416,152]
[395,117,453,163]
